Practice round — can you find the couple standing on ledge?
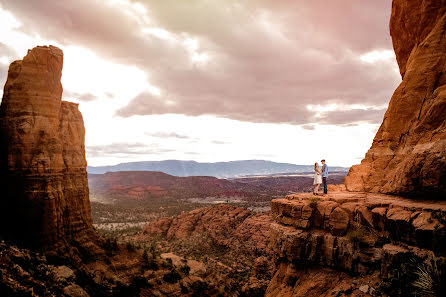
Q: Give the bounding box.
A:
[313,159,328,195]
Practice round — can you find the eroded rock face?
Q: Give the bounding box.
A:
[0,46,93,248]
[344,0,446,199]
[266,193,446,297]
[143,204,273,255]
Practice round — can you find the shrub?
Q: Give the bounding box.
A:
[141,249,158,270]
[309,197,320,208]
[432,211,446,255]
[377,259,421,296]
[163,270,181,284]
[191,280,209,297]
[413,258,446,297]
[346,227,370,246]
[115,276,149,296]
[148,242,160,258]
[142,249,148,262]
[126,242,136,252]
[103,238,118,257]
[375,256,446,297]
[180,264,191,276]
[162,257,173,269]
[181,284,189,294]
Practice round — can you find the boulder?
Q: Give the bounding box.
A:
[143,217,173,236]
[63,284,90,297]
[371,207,387,232]
[357,206,373,228]
[328,207,349,236]
[386,208,413,242]
[49,265,75,282]
[412,212,439,248]
[313,201,338,229]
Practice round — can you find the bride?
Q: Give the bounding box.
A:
[313,162,322,195]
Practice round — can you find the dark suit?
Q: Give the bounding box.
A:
[321,164,328,194]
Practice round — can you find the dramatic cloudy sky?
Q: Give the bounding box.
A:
[0,0,400,167]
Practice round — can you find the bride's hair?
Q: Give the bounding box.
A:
[314,163,319,171]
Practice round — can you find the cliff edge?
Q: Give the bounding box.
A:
[267,1,446,296]
[344,0,446,199]
[0,46,93,248]
[266,192,446,296]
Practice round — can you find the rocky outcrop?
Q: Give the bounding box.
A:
[143,204,273,255]
[267,2,446,294]
[142,204,274,296]
[344,0,446,199]
[266,193,446,296]
[0,46,93,248]
[266,265,377,297]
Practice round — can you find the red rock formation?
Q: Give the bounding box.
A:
[265,192,446,296]
[266,265,376,297]
[143,204,273,255]
[344,0,446,199]
[0,46,93,248]
[143,204,274,296]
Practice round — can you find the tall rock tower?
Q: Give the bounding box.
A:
[345,0,446,199]
[0,46,93,248]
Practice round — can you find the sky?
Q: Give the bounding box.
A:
[0,0,401,167]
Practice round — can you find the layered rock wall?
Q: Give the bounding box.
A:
[344,0,446,199]
[0,46,92,248]
[265,193,446,296]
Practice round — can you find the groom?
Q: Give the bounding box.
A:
[321,159,328,195]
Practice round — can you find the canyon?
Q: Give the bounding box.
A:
[140,204,274,296]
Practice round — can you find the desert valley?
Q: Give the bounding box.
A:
[1,0,446,297]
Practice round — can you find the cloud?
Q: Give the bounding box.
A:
[86,142,174,157]
[301,124,316,130]
[77,93,98,102]
[212,140,230,145]
[0,43,16,88]
[184,151,200,155]
[62,90,98,102]
[146,131,191,139]
[315,108,387,125]
[1,0,400,125]
[0,42,16,58]
[0,63,8,90]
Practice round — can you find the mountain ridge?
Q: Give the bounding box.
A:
[87,159,348,178]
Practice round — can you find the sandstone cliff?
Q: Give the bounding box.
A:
[266,193,446,296]
[0,46,93,248]
[344,0,446,199]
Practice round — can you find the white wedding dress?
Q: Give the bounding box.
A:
[313,172,322,185]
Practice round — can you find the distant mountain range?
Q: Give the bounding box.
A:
[87,160,349,178]
[88,170,347,200]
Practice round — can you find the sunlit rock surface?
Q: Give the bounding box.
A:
[0,46,93,248]
[344,0,446,199]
